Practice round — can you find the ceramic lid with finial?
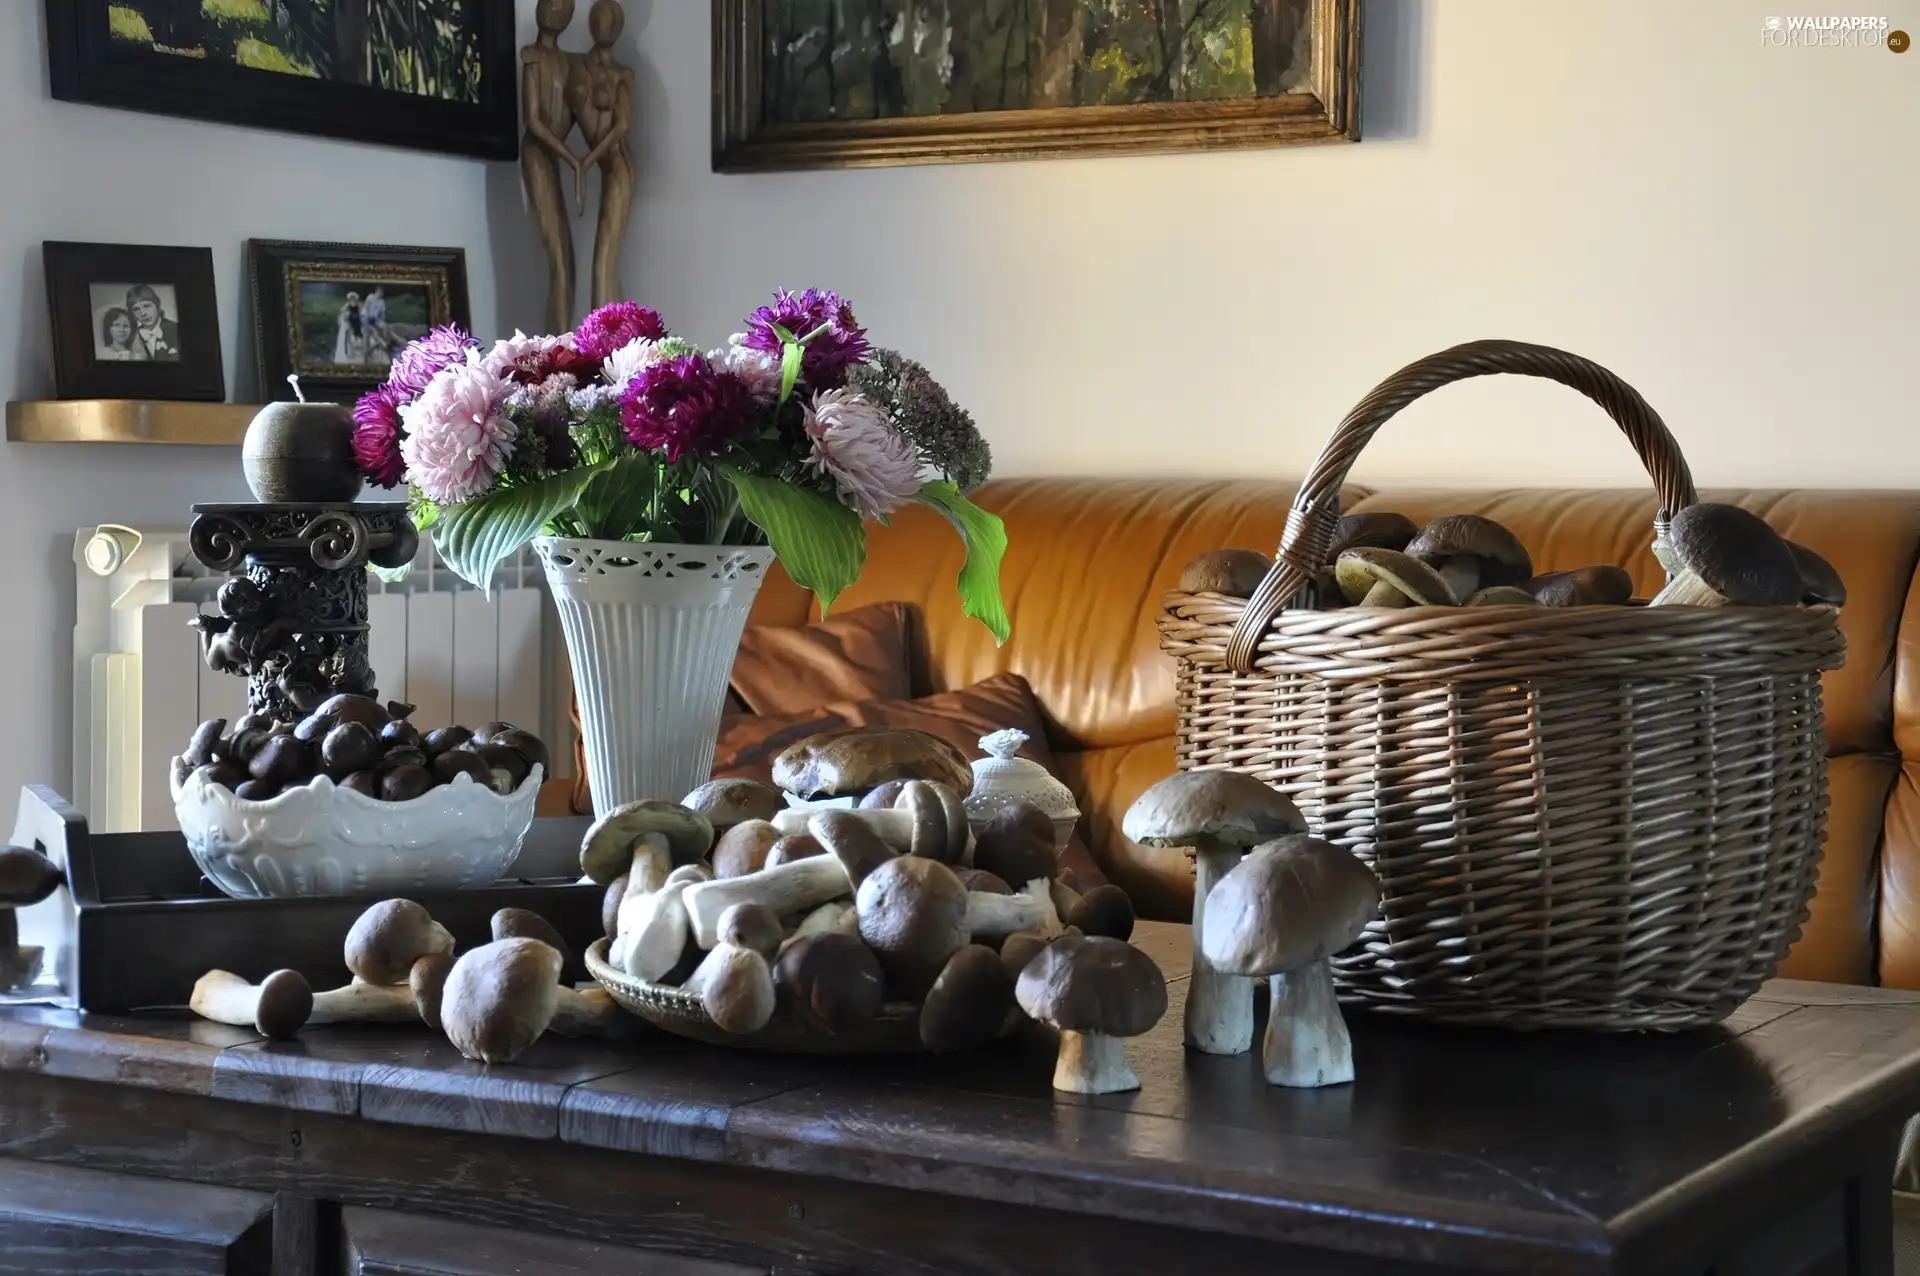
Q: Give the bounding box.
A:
[964,729,1080,848]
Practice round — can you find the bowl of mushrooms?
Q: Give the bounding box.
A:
[583,728,1153,1066]
[170,695,549,899]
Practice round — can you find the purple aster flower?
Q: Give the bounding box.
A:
[351,383,407,488]
[574,302,668,362]
[741,288,871,391]
[386,325,479,398]
[618,354,759,463]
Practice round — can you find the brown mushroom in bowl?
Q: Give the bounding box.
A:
[683,778,786,834]
[1327,511,1418,557]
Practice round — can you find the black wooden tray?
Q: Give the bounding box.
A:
[9,785,600,1013]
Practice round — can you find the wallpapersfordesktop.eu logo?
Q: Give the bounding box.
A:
[1761,15,1903,47]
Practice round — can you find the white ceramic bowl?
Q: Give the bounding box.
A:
[170,763,544,899]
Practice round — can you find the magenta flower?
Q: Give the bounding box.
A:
[741,288,871,391]
[351,384,408,488]
[574,303,667,362]
[386,325,479,398]
[619,354,758,463]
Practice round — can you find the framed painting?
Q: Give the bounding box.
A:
[46,0,517,160]
[248,240,469,406]
[713,0,1359,170]
[43,241,225,402]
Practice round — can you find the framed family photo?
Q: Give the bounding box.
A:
[248,240,469,405]
[43,241,224,401]
[46,0,517,160]
[712,0,1360,170]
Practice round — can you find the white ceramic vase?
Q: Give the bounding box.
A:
[535,538,777,817]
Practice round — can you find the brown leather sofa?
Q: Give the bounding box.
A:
[744,479,1920,989]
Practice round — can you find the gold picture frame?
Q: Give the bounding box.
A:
[713,0,1360,171]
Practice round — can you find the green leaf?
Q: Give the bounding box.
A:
[778,338,805,409]
[914,481,1010,644]
[721,467,865,613]
[435,468,600,594]
[574,453,656,541]
[368,559,413,585]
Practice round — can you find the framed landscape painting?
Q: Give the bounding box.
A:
[713,0,1359,170]
[46,0,517,159]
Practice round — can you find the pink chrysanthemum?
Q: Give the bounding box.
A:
[350,384,407,488]
[386,325,479,398]
[714,338,785,401]
[574,303,667,362]
[618,354,758,463]
[803,388,922,518]
[398,362,517,506]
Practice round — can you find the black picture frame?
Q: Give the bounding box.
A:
[44,241,225,402]
[248,239,470,406]
[45,0,518,161]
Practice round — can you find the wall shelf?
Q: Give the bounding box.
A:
[5,400,260,445]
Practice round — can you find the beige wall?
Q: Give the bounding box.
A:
[611,0,1918,491]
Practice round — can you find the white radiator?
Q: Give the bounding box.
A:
[72,525,565,833]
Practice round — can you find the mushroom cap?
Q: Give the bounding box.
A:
[1465,585,1540,606]
[601,873,628,939]
[409,952,454,1032]
[1787,540,1846,606]
[1665,503,1802,606]
[1121,769,1305,854]
[957,868,1012,895]
[491,907,570,969]
[920,945,1015,1053]
[0,846,63,907]
[808,809,898,886]
[1526,565,1634,607]
[717,902,785,960]
[1202,834,1382,976]
[1407,515,1533,586]
[711,820,782,878]
[683,778,786,831]
[773,728,973,798]
[1065,884,1136,941]
[1335,548,1457,606]
[580,800,714,884]
[1176,549,1272,597]
[765,833,826,868]
[773,931,886,1036]
[971,804,1058,885]
[1014,935,1166,1039]
[440,937,563,1064]
[998,931,1053,981]
[855,854,969,998]
[896,779,963,864]
[253,969,314,1040]
[344,899,454,986]
[858,779,913,810]
[1328,511,1419,557]
[697,944,776,1035]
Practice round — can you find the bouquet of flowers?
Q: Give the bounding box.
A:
[353,290,1007,640]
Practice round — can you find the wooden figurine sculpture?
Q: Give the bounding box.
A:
[571,0,634,312]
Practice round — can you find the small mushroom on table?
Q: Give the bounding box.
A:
[1015,935,1167,1094]
[1649,503,1803,607]
[1406,514,1533,603]
[345,899,455,986]
[0,844,64,991]
[1203,834,1381,1088]
[189,969,315,1040]
[1123,770,1306,1056]
[440,937,619,1063]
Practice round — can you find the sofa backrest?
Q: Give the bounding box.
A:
[747,479,1920,987]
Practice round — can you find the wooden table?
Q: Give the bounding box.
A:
[2,921,1918,1276]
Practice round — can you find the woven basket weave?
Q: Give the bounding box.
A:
[1159,340,1846,1031]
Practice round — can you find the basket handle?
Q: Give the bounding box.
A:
[1224,340,1699,672]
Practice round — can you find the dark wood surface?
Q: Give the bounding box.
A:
[3,923,1919,1275]
[0,1159,271,1275]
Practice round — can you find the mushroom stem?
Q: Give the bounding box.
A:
[1649,569,1727,607]
[1359,582,1410,608]
[1262,961,1354,1088]
[0,910,42,991]
[962,886,1046,939]
[309,979,421,1024]
[1053,1030,1139,1095]
[549,986,623,1036]
[771,806,915,848]
[189,970,270,1027]
[1434,559,1480,603]
[781,899,858,952]
[614,875,696,982]
[1187,846,1254,1056]
[683,856,852,948]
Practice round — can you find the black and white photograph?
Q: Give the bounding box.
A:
[43,242,223,400]
[248,240,468,404]
[88,281,184,363]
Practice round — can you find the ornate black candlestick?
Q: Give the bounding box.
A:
[187,504,418,723]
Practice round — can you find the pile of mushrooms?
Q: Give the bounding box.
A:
[590,727,1158,1090]
[173,693,551,803]
[1178,504,1844,611]
[1125,769,1382,1089]
[190,897,619,1062]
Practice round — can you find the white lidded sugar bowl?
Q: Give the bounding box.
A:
[963,728,1080,851]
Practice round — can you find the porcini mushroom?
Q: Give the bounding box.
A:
[188,969,426,1033]
[344,899,455,986]
[774,931,885,1035]
[1327,511,1418,557]
[712,819,782,878]
[1465,585,1539,606]
[440,937,613,1063]
[1203,834,1381,1088]
[1061,883,1136,941]
[1176,549,1272,597]
[1015,935,1167,1094]
[920,944,1015,1053]
[1406,515,1533,602]
[613,862,710,981]
[681,905,778,1034]
[855,855,969,998]
[1525,564,1634,607]
[491,907,571,970]
[1649,503,1802,607]
[772,727,973,799]
[0,845,63,991]
[683,778,786,833]
[1335,548,1456,608]
[970,804,1058,888]
[189,968,314,1040]
[1787,540,1846,606]
[1123,769,1306,1056]
[893,779,969,863]
[682,809,895,948]
[579,800,714,886]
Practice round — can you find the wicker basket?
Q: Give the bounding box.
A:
[1159,340,1846,1031]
